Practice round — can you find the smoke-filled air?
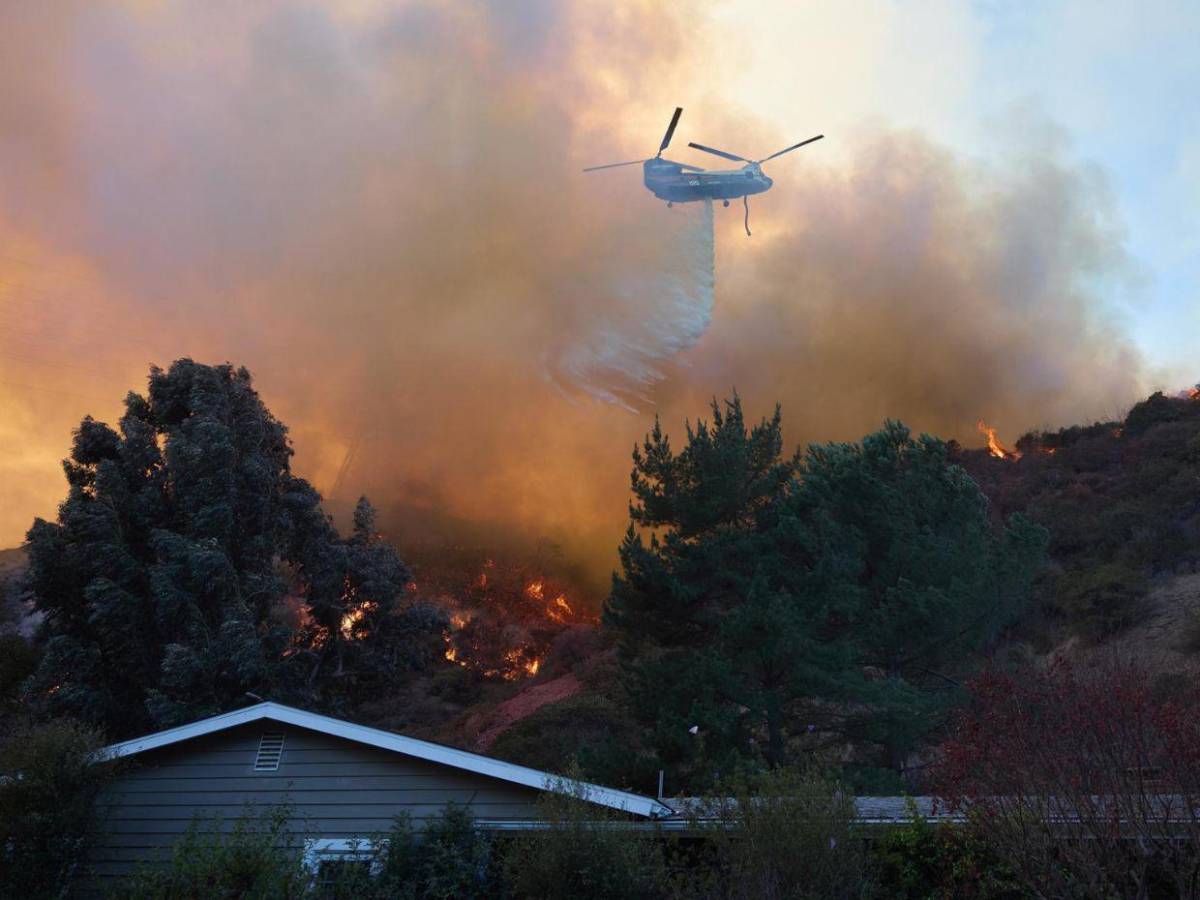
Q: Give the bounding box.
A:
[0,1,1149,585]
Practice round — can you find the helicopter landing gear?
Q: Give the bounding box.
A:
[723,199,730,208]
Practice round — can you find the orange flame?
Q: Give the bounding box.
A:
[977,420,1021,460]
[339,601,377,640]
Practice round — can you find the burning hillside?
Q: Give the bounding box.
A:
[958,387,1200,641]
[409,551,598,683]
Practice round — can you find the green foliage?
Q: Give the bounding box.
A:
[684,767,868,900]
[23,359,440,737]
[112,804,309,900]
[1053,562,1147,640]
[503,766,671,900]
[1122,391,1182,438]
[0,718,110,899]
[965,391,1200,642]
[115,803,497,900]
[488,693,655,789]
[371,806,497,900]
[607,398,1046,788]
[0,633,38,707]
[869,801,1021,899]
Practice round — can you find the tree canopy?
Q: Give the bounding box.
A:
[23,359,443,737]
[606,396,1046,789]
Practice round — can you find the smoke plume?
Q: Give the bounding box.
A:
[0,2,1147,591]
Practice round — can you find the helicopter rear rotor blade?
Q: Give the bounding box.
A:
[658,107,683,155]
[758,135,824,164]
[582,158,648,172]
[687,142,750,164]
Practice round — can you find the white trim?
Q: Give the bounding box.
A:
[302,837,381,877]
[95,701,671,818]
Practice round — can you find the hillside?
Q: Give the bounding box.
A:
[955,389,1200,645]
[7,388,1200,781]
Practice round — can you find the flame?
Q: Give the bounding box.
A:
[339,601,376,640]
[525,579,544,600]
[525,657,540,676]
[977,420,1021,460]
[548,593,573,624]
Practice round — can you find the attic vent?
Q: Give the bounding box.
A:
[254,733,285,772]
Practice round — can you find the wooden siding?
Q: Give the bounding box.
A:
[88,719,544,883]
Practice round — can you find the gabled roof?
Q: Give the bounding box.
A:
[96,701,671,819]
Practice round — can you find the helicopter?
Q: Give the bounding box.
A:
[583,107,823,234]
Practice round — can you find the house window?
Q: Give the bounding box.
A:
[303,838,383,889]
[254,733,285,771]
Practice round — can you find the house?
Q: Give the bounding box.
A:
[89,701,672,885]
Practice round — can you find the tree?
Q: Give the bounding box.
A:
[606,395,803,784]
[606,398,1046,789]
[934,658,1200,900]
[23,359,438,736]
[774,421,1047,774]
[0,718,111,898]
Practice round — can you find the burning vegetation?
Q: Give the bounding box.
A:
[409,553,597,683]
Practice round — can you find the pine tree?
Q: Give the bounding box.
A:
[606,400,1047,789]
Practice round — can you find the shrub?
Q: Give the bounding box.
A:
[934,658,1200,899]
[0,718,110,899]
[373,805,497,900]
[869,800,1021,899]
[112,804,310,900]
[114,803,497,900]
[1054,562,1146,639]
[686,767,869,900]
[502,766,671,900]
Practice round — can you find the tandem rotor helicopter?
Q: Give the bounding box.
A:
[583,107,823,235]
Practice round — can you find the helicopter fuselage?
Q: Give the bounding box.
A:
[643,158,773,204]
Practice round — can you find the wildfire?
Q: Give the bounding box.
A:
[526,579,576,624]
[339,602,376,640]
[977,420,1021,461]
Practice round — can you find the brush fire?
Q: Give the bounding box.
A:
[977,420,1022,461]
[424,556,595,682]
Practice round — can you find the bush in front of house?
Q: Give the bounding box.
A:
[681,766,870,900]
[867,799,1022,899]
[501,766,672,900]
[373,805,498,900]
[0,717,110,900]
[111,804,311,900]
[113,803,498,900]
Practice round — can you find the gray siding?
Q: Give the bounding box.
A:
[89,719,543,883]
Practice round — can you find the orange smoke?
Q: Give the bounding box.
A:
[0,1,1150,578]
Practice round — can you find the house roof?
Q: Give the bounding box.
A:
[660,795,963,827]
[96,701,672,819]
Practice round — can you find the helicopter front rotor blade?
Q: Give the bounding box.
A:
[758,134,824,164]
[658,107,683,155]
[687,142,750,163]
[582,158,649,172]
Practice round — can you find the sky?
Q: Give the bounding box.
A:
[0,1,1195,575]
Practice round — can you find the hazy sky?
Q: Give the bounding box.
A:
[0,1,1194,564]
